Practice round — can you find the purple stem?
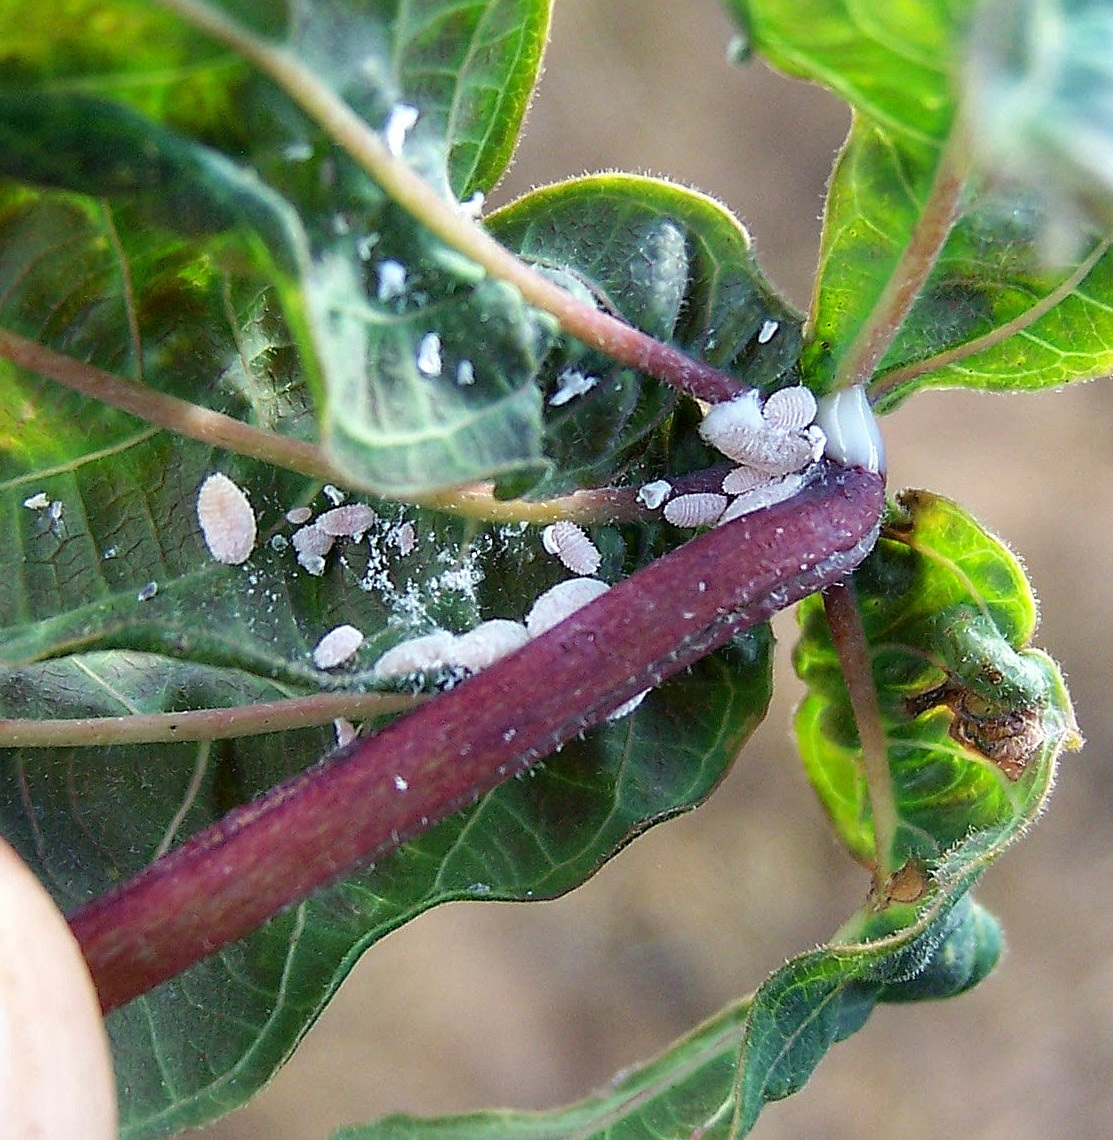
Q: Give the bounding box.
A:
[68,462,885,1013]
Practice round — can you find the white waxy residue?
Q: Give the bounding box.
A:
[456,360,475,386]
[459,190,485,218]
[636,480,672,510]
[136,581,158,602]
[376,259,407,302]
[607,689,649,721]
[815,385,886,473]
[196,472,257,565]
[757,318,779,344]
[663,492,728,528]
[541,520,601,576]
[22,492,49,510]
[525,577,610,639]
[384,103,419,157]
[316,504,377,541]
[416,332,443,377]
[333,718,358,747]
[323,484,346,506]
[548,369,598,407]
[312,624,365,669]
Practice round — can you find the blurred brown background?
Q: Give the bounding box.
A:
[193,2,1113,1137]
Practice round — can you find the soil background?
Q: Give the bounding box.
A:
[191,3,1113,1136]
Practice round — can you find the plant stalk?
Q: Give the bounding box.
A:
[821,580,899,893]
[68,462,886,1013]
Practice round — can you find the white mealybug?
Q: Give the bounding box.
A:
[541,520,602,576]
[717,472,809,525]
[376,259,407,302]
[196,473,257,565]
[607,689,650,721]
[706,421,814,476]
[333,717,358,747]
[292,523,335,576]
[394,520,417,555]
[22,492,49,510]
[373,630,458,678]
[525,577,610,639]
[548,369,598,407]
[455,360,475,386]
[636,480,672,510]
[383,103,419,157]
[285,506,313,526]
[814,385,886,473]
[312,624,365,669]
[761,385,817,431]
[416,332,442,377]
[663,492,728,528]
[316,504,377,541]
[451,620,529,671]
[757,318,779,344]
[721,466,774,495]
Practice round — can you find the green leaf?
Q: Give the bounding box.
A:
[0,0,561,494]
[488,173,803,497]
[0,178,780,1133]
[794,489,1080,868]
[726,1,973,393]
[325,886,1006,1140]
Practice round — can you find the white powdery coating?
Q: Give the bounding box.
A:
[717,472,809,525]
[285,506,313,525]
[376,259,407,302]
[196,473,256,565]
[637,480,672,510]
[757,318,779,344]
[548,369,598,407]
[452,620,529,671]
[762,386,817,431]
[416,332,442,377]
[373,630,458,678]
[384,103,419,156]
[22,492,49,510]
[292,523,336,575]
[721,466,774,495]
[541,520,601,575]
[316,504,377,540]
[663,492,728,528]
[525,577,610,638]
[312,624,365,669]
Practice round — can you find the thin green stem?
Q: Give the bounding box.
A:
[0,691,421,747]
[822,580,899,893]
[0,327,651,524]
[832,132,969,394]
[870,235,1113,402]
[155,0,746,405]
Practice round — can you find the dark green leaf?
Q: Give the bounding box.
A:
[488,174,802,497]
[794,489,1080,868]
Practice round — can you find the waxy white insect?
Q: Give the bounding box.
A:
[548,369,598,407]
[637,480,672,510]
[721,466,774,495]
[376,259,407,302]
[292,523,335,576]
[372,630,458,678]
[452,619,529,671]
[394,520,417,555]
[607,689,650,721]
[757,318,779,344]
[761,385,818,431]
[455,360,475,386]
[542,521,602,576]
[717,472,809,525]
[316,504,377,541]
[136,581,158,602]
[525,577,610,639]
[22,492,49,510]
[383,103,419,157]
[416,332,442,377]
[312,624,365,669]
[663,492,728,528]
[285,506,313,526]
[333,717,358,747]
[196,473,257,565]
[815,385,886,473]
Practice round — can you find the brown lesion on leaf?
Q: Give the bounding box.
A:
[904,681,1046,781]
